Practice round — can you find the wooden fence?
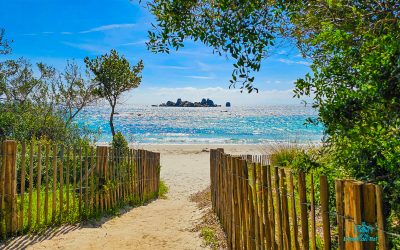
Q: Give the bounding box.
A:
[210,149,390,250]
[0,140,161,238]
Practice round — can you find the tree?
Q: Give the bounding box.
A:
[0,58,81,142]
[143,0,400,234]
[84,49,144,137]
[142,0,280,92]
[0,58,57,104]
[290,1,400,221]
[56,61,99,125]
[0,28,12,55]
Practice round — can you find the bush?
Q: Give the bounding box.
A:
[0,102,82,144]
[111,131,129,155]
[158,180,168,199]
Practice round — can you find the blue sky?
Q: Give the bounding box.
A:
[1,0,312,105]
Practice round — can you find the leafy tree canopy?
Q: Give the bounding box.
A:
[56,61,99,125]
[143,0,400,230]
[0,28,12,55]
[143,0,283,92]
[85,49,144,136]
[0,57,99,143]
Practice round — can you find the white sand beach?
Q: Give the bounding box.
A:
[4,144,265,250]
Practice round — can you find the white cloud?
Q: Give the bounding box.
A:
[60,32,73,35]
[184,76,215,80]
[158,65,192,70]
[80,23,136,34]
[278,58,310,66]
[277,50,287,55]
[120,39,147,46]
[62,42,108,54]
[196,61,212,71]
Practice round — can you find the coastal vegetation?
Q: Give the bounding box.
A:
[1,0,399,247]
[85,49,144,137]
[143,0,400,244]
[0,58,88,143]
[0,29,159,239]
[0,28,11,55]
[1,36,141,143]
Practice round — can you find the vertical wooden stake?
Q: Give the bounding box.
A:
[267,165,275,250]
[28,142,34,228]
[376,186,388,250]
[280,169,291,250]
[52,144,57,223]
[59,145,64,221]
[19,142,26,231]
[274,167,283,250]
[253,163,260,250]
[298,171,309,250]
[262,165,271,250]
[36,143,42,226]
[44,144,50,225]
[66,147,70,214]
[335,180,344,250]
[320,175,331,250]
[289,171,299,250]
[310,173,316,250]
[362,183,376,250]
[344,181,363,250]
[72,147,76,215]
[3,141,18,234]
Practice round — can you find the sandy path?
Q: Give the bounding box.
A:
[3,145,263,250]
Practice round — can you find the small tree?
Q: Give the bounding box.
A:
[56,61,99,125]
[84,49,144,137]
[0,28,12,55]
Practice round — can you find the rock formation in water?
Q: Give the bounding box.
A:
[157,98,221,107]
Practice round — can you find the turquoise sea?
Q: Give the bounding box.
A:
[75,105,324,144]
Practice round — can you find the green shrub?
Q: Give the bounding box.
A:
[158,179,168,199]
[111,131,129,155]
[200,227,219,249]
[269,142,301,168]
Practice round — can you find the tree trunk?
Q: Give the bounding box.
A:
[110,105,116,137]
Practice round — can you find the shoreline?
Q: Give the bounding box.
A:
[137,144,270,155]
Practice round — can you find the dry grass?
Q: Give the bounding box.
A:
[190,187,227,249]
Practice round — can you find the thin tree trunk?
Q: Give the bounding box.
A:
[110,104,116,137]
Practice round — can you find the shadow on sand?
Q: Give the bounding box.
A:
[0,200,158,250]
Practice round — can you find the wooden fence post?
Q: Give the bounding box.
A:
[289,171,299,250]
[376,186,388,250]
[253,163,260,250]
[280,169,291,250]
[298,171,309,250]
[262,165,271,249]
[362,183,376,250]
[274,167,283,250]
[310,174,317,250]
[97,146,109,213]
[344,180,363,250]
[267,165,275,249]
[335,179,344,250]
[240,159,250,250]
[2,140,18,234]
[19,142,26,231]
[320,175,331,250]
